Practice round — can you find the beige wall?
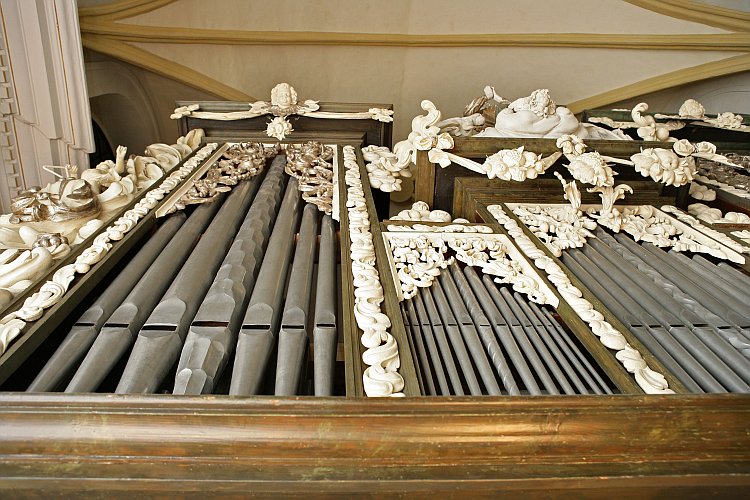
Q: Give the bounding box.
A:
[79,0,750,155]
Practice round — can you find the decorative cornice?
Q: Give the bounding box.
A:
[80,34,254,101]
[625,0,750,33]
[78,20,750,51]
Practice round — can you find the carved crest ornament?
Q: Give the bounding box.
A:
[172,82,394,142]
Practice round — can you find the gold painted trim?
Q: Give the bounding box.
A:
[81,34,255,102]
[626,0,750,33]
[79,20,750,51]
[567,53,750,113]
[79,0,177,21]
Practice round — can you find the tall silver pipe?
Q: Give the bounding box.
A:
[421,286,465,395]
[451,264,519,395]
[116,176,262,394]
[65,200,223,393]
[464,267,539,395]
[584,236,749,392]
[439,269,501,395]
[562,250,708,393]
[275,204,319,395]
[173,157,287,395]
[413,291,450,395]
[312,215,339,396]
[28,212,186,392]
[230,178,301,395]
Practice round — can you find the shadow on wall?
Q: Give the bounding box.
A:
[86,55,161,158]
[89,92,158,158]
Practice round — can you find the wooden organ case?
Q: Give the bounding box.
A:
[0,95,748,498]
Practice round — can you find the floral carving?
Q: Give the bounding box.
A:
[679,99,706,119]
[566,152,615,187]
[484,146,550,181]
[630,148,695,187]
[266,116,294,141]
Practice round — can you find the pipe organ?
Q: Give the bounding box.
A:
[0,95,749,496]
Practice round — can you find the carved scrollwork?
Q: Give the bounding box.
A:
[343,145,404,397]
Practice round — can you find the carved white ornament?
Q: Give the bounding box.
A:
[473,88,630,140]
[688,203,750,225]
[689,182,716,201]
[708,112,746,130]
[390,201,452,222]
[386,223,493,234]
[383,231,558,306]
[0,142,220,355]
[631,102,679,142]
[581,204,747,264]
[0,129,206,306]
[487,204,673,394]
[361,145,412,193]
[342,145,404,398]
[171,83,393,143]
[629,145,696,187]
[651,99,749,133]
[507,203,596,257]
[661,205,750,259]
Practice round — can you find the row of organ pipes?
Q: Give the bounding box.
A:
[27,154,340,396]
[402,263,614,396]
[10,142,750,397]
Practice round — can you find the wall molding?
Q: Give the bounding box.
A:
[80,34,254,102]
[567,53,750,113]
[78,20,750,51]
[625,0,750,33]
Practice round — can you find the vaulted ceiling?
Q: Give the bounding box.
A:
[78,0,750,141]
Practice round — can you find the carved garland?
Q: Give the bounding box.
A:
[394,99,719,191]
[0,143,220,354]
[283,142,335,215]
[507,203,597,257]
[487,204,673,394]
[342,145,404,398]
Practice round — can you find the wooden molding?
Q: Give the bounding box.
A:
[0,393,748,494]
[78,0,177,21]
[626,0,750,33]
[78,20,750,51]
[80,34,255,101]
[567,53,750,113]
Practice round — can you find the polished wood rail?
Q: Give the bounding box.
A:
[0,393,748,496]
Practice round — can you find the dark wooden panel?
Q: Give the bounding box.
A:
[0,393,747,495]
[453,178,675,220]
[177,101,393,148]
